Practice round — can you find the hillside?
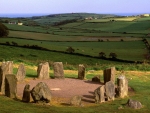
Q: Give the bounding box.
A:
[31,13,117,26]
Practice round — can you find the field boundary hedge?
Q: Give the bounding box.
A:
[0,42,145,64]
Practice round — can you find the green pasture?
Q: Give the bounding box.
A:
[4,24,47,33]
[8,30,144,42]
[4,16,150,38]
[71,21,150,34]
[136,16,150,21]
[85,17,138,23]
[8,31,82,41]
[0,37,147,61]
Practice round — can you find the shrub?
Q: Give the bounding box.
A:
[0,23,9,37]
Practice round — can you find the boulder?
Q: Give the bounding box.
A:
[0,61,13,94]
[105,81,115,101]
[103,67,116,84]
[37,62,50,79]
[92,76,100,83]
[5,74,17,98]
[16,64,26,81]
[116,75,128,98]
[70,95,82,106]
[78,64,86,80]
[94,85,105,103]
[126,99,142,109]
[30,82,52,103]
[22,84,30,103]
[53,62,64,79]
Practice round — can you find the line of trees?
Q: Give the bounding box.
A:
[0,23,9,37]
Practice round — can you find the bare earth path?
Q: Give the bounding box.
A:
[17,78,102,106]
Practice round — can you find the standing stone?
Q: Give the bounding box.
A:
[16,64,26,81]
[117,75,128,98]
[22,84,30,103]
[94,85,105,103]
[78,64,85,80]
[53,62,64,79]
[126,99,142,109]
[5,74,17,98]
[70,95,82,106]
[105,81,115,101]
[0,61,13,94]
[37,62,50,79]
[30,82,52,103]
[103,67,116,84]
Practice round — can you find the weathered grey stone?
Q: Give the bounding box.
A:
[30,82,52,103]
[92,76,100,83]
[37,62,50,79]
[94,85,105,103]
[53,62,64,79]
[16,64,26,81]
[126,99,142,109]
[0,61,13,94]
[78,64,85,80]
[22,84,30,103]
[103,67,116,84]
[70,95,82,106]
[116,75,128,98]
[5,74,17,98]
[105,81,115,101]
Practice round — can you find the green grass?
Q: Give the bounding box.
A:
[4,23,47,33]
[1,69,150,112]
[85,17,138,22]
[0,38,147,61]
[1,44,150,71]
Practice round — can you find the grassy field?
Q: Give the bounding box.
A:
[85,17,138,22]
[0,37,147,61]
[1,66,150,112]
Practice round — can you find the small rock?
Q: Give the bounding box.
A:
[126,99,142,109]
[70,95,82,106]
[92,76,100,83]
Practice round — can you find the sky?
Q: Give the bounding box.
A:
[0,0,150,14]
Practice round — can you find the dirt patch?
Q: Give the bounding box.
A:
[17,78,135,106]
[17,78,102,106]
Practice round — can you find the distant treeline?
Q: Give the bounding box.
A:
[53,19,79,26]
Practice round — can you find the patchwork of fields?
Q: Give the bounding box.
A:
[1,14,150,63]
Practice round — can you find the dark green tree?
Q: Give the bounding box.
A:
[99,52,106,58]
[109,52,117,59]
[0,23,9,37]
[66,47,75,53]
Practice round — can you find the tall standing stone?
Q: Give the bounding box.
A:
[53,62,64,79]
[37,62,50,79]
[16,64,26,81]
[116,75,128,98]
[94,85,105,103]
[103,67,116,84]
[5,74,17,98]
[105,81,115,101]
[78,64,85,80]
[22,84,30,103]
[0,61,13,94]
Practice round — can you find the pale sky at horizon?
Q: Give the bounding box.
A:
[1,0,150,14]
